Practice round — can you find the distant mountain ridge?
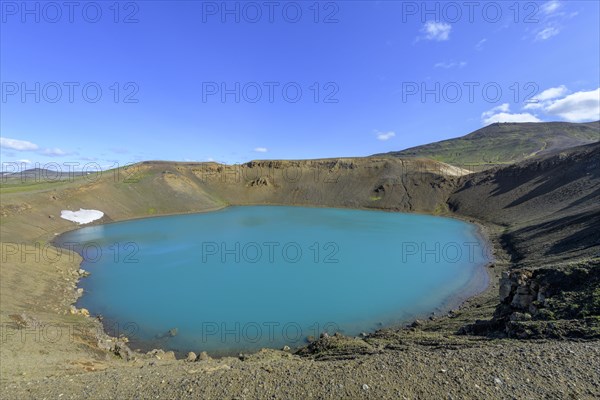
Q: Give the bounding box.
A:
[2,168,89,180]
[374,121,600,170]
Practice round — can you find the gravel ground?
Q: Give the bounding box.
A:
[2,144,599,399]
[2,340,599,400]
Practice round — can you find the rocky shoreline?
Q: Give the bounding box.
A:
[50,206,499,363]
[1,146,599,399]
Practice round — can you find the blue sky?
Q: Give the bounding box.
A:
[1,0,599,169]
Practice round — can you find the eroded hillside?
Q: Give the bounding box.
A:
[1,157,467,243]
[449,142,600,266]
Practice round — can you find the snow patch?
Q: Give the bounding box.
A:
[60,209,104,224]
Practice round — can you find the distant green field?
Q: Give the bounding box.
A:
[0,177,81,194]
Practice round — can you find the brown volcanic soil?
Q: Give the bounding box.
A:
[1,149,599,399]
[449,142,600,266]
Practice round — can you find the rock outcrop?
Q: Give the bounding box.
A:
[498,270,546,313]
[463,261,600,339]
[246,177,272,187]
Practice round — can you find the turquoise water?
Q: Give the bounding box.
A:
[56,206,490,355]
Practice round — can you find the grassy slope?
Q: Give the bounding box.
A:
[375,121,600,169]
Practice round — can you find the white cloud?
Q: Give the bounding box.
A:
[0,137,39,151]
[524,85,569,110]
[434,61,467,69]
[475,38,487,51]
[535,85,569,102]
[17,159,32,165]
[531,1,577,42]
[483,112,541,125]
[483,87,600,124]
[0,137,77,158]
[535,26,560,41]
[421,21,452,41]
[482,104,541,125]
[541,0,561,15]
[254,147,268,153]
[523,102,544,110]
[519,86,600,122]
[39,148,68,157]
[376,131,396,141]
[545,88,600,122]
[482,103,510,115]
